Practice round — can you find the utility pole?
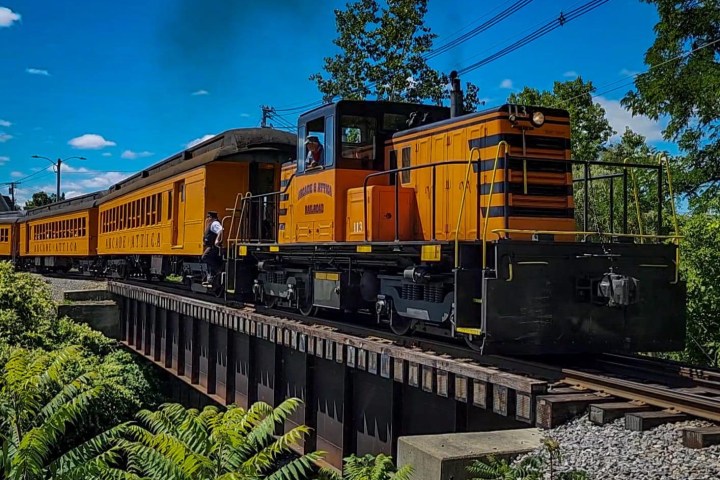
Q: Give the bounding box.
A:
[260,105,275,128]
[8,182,19,210]
[55,158,61,200]
[31,155,86,202]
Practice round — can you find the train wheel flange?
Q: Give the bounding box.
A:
[464,334,486,352]
[390,315,415,336]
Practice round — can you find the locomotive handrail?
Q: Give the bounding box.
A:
[361,159,485,243]
[656,153,681,284]
[490,228,683,240]
[624,158,645,241]
[481,142,509,270]
[231,173,297,243]
[454,147,483,269]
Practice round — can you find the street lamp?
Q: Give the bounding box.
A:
[31,155,86,200]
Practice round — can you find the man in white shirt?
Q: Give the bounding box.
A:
[201,211,223,287]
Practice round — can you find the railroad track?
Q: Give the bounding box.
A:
[92,277,720,426]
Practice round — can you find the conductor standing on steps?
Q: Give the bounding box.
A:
[202,211,223,287]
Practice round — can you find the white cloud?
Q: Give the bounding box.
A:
[499,79,513,89]
[102,152,112,157]
[597,96,665,142]
[10,171,23,178]
[121,150,153,160]
[192,89,209,96]
[0,156,8,165]
[563,71,578,78]
[185,134,215,148]
[0,132,12,142]
[64,191,84,199]
[0,119,11,127]
[26,68,50,76]
[76,171,128,189]
[68,133,116,149]
[60,163,90,173]
[0,7,20,27]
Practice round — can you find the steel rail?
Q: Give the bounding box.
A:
[561,368,720,422]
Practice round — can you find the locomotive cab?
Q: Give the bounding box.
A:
[278,101,449,244]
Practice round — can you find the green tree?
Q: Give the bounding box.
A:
[675,205,720,367]
[116,399,322,479]
[0,346,128,479]
[0,262,159,432]
[310,0,481,111]
[23,191,64,210]
[622,0,720,203]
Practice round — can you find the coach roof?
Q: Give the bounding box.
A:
[98,128,296,204]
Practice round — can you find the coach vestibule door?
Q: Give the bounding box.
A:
[172,180,186,247]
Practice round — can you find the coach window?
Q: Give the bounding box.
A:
[167,191,173,220]
[340,115,378,170]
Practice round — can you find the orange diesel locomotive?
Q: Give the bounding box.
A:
[229,93,685,354]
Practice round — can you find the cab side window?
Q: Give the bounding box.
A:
[297,115,335,174]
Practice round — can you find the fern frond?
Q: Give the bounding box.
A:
[264,451,324,480]
[49,422,129,474]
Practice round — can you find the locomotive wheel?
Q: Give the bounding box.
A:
[390,315,415,336]
[263,295,279,309]
[464,335,485,352]
[298,302,318,317]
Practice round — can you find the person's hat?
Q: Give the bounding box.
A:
[304,135,320,145]
[207,211,218,218]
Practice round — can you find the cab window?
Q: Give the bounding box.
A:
[297,116,334,173]
[340,115,377,169]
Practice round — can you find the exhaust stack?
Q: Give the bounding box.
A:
[450,70,464,118]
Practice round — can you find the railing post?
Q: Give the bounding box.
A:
[583,162,589,233]
[432,165,437,241]
[609,177,614,234]
[395,171,400,242]
[657,164,663,236]
[623,168,628,234]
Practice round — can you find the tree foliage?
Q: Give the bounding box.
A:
[321,453,412,480]
[0,346,127,479]
[0,262,159,434]
[115,399,321,480]
[24,191,64,210]
[675,205,720,367]
[622,0,720,203]
[311,0,481,111]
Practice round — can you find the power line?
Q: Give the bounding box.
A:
[425,0,535,60]
[264,0,609,115]
[457,0,610,76]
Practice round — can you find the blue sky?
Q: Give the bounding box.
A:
[0,0,667,205]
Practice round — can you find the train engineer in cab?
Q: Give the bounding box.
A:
[201,211,223,286]
[305,135,323,168]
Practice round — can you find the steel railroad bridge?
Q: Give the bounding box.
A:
[108,281,558,469]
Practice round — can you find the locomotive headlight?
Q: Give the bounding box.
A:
[532,111,545,126]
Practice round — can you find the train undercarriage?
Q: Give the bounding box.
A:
[243,239,686,355]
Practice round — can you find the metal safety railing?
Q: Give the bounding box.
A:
[227,173,296,245]
[361,155,510,244]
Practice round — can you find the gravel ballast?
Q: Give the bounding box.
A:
[515,414,720,479]
[34,274,107,302]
